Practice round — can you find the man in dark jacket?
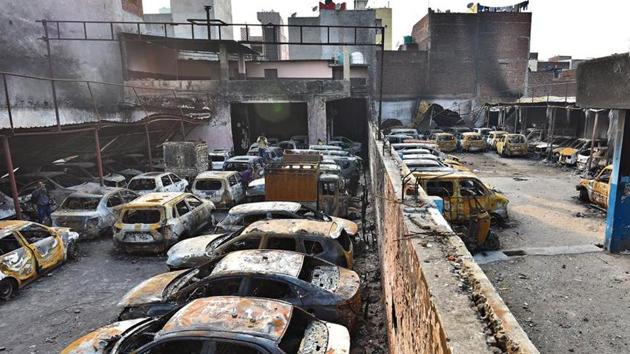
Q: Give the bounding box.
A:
[31,181,52,224]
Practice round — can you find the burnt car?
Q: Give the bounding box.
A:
[0,220,79,299]
[118,249,361,328]
[16,172,86,214]
[217,201,358,235]
[51,185,139,240]
[113,193,215,254]
[166,219,354,270]
[62,296,350,354]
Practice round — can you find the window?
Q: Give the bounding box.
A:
[266,237,296,251]
[303,240,324,254]
[50,174,84,188]
[459,179,487,197]
[20,224,52,244]
[242,213,267,225]
[128,178,156,191]
[195,180,223,191]
[170,174,182,182]
[122,209,162,224]
[62,196,100,210]
[203,278,243,296]
[214,341,265,354]
[228,175,239,186]
[176,200,190,216]
[598,169,612,183]
[248,278,293,299]
[426,181,454,198]
[264,68,278,79]
[222,236,261,253]
[107,194,124,208]
[186,196,203,209]
[321,182,337,196]
[140,339,204,354]
[161,175,173,187]
[0,234,22,255]
[210,155,226,162]
[121,191,139,203]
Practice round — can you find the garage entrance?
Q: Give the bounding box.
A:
[327,98,369,151]
[231,102,308,154]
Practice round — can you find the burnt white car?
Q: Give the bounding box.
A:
[127,172,188,195]
[216,201,359,234]
[191,171,244,208]
[51,184,139,239]
[113,192,215,254]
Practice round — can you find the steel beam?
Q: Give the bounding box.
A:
[1,136,21,220]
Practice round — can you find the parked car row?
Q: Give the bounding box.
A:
[62,200,361,353]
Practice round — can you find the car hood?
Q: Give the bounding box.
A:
[60,318,148,354]
[559,147,579,156]
[329,217,358,236]
[333,267,360,300]
[325,322,351,354]
[166,234,224,269]
[118,270,188,307]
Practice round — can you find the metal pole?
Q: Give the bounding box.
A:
[205,6,212,40]
[586,110,599,172]
[377,26,385,140]
[171,90,186,138]
[2,136,21,220]
[41,20,62,131]
[2,74,14,132]
[145,123,154,172]
[93,129,104,186]
[546,107,555,161]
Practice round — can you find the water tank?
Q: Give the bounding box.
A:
[350,52,365,65]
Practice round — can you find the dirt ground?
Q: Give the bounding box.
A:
[0,198,387,353]
[454,151,630,354]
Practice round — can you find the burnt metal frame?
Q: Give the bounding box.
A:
[36,19,387,137]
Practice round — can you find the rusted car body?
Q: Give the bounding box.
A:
[166,219,354,269]
[191,171,244,208]
[246,177,266,202]
[461,132,487,152]
[118,249,361,328]
[429,133,457,152]
[51,185,139,239]
[0,220,79,299]
[113,192,215,254]
[487,131,508,149]
[577,165,612,208]
[319,173,350,217]
[217,201,358,234]
[63,296,350,354]
[496,134,528,157]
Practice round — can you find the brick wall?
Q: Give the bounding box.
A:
[379,51,428,99]
[408,11,531,100]
[526,69,577,98]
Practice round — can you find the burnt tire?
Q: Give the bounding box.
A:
[484,232,501,250]
[0,279,17,301]
[579,188,590,203]
[67,241,79,261]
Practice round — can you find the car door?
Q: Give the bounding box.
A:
[17,223,64,272]
[104,192,125,225]
[425,180,457,221]
[184,195,207,232]
[229,174,244,202]
[593,167,612,207]
[160,175,174,192]
[174,200,193,235]
[458,178,491,219]
[243,276,302,304]
[170,174,186,192]
[0,232,38,284]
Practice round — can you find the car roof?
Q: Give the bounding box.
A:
[67,183,122,197]
[228,201,301,215]
[134,172,168,178]
[462,132,480,136]
[243,219,343,238]
[0,220,29,238]
[434,132,454,136]
[211,249,305,278]
[195,171,238,179]
[157,296,293,342]
[126,192,186,207]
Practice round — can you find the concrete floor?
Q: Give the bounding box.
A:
[456,152,630,354]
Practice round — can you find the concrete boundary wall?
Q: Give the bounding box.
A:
[368,126,539,353]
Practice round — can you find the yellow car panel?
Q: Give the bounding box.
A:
[578,165,612,208]
[496,134,528,157]
[461,132,486,152]
[431,133,457,152]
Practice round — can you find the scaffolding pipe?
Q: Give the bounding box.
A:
[93,129,104,186]
[586,111,600,172]
[2,136,21,220]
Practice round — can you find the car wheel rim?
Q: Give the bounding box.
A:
[0,282,13,299]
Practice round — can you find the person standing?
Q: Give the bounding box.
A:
[31,181,52,224]
[256,133,269,160]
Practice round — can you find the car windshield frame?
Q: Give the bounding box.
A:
[128,178,157,191]
[121,208,163,224]
[60,196,101,211]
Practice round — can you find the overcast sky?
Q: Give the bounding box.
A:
[144,0,630,59]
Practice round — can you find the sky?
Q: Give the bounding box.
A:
[143,0,630,59]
